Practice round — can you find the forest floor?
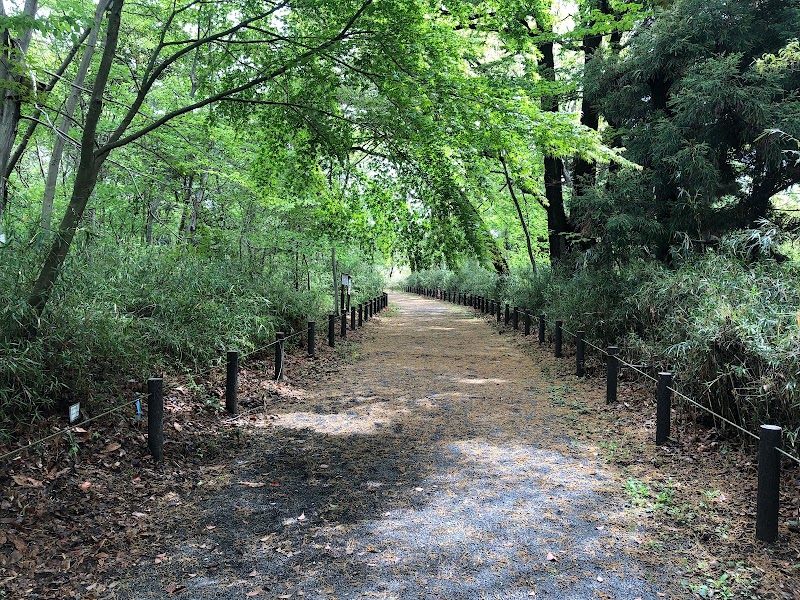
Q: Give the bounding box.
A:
[1,292,799,599]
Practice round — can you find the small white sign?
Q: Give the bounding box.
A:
[341,273,351,286]
[69,403,80,424]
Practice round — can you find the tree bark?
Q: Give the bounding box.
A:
[572,2,606,198]
[0,0,38,238]
[540,40,570,262]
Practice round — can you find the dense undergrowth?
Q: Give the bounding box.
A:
[403,246,800,449]
[0,241,385,439]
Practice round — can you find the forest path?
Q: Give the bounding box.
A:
[116,292,677,599]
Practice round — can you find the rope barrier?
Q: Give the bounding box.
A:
[443,288,800,466]
[0,397,140,463]
[0,321,315,463]
[667,385,761,441]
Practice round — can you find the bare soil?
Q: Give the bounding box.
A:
[2,292,798,599]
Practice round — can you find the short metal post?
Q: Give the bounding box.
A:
[524,311,531,336]
[307,322,316,358]
[606,346,618,404]
[554,320,563,357]
[513,307,519,330]
[351,306,356,330]
[538,315,545,344]
[341,312,347,338]
[576,331,585,377]
[490,300,495,315]
[504,304,510,325]
[226,351,238,414]
[756,425,782,542]
[328,314,335,347]
[275,332,285,380]
[358,304,363,327]
[147,377,163,462]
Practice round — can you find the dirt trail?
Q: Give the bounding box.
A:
[116,292,678,599]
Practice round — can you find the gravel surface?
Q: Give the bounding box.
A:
[114,293,680,599]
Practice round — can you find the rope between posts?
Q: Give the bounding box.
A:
[0,397,140,463]
[776,447,800,465]
[560,324,659,384]
[460,292,800,465]
[668,385,761,441]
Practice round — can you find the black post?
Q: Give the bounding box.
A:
[341,312,347,338]
[496,301,501,323]
[524,311,531,336]
[147,377,163,462]
[504,304,510,325]
[576,331,585,377]
[554,320,563,357]
[328,314,335,347]
[606,346,618,404]
[656,372,673,445]
[226,350,238,414]
[756,424,782,542]
[275,332,285,380]
[358,303,363,327]
[490,300,495,315]
[513,307,519,330]
[308,321,316,358]
[538,315,545,344]
[351,306,356,330]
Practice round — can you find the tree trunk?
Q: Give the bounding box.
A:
[572,2,605,198]
[40,0,108,236]
[540,40,570,262]
[27,0,121,324]
[499,154,536,272]
[0,0,38,239]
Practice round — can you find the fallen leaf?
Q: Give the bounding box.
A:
[238,481,266,488]
[103,442,121,453]
[80,481,92,490]
[246,588,263,597]
[11,475,42,488]
[297,513,306,522]
[205,525,216,530]
[173,422,182,432]
[546,552,557,562]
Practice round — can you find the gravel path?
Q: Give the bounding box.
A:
[115,293,679,599]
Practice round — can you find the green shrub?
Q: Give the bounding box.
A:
[0,241,384,439]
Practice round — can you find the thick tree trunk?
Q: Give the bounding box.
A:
[572,6,605,198]
[0,0,38,238]
[27,0,121,324]
[540,40,570,262]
